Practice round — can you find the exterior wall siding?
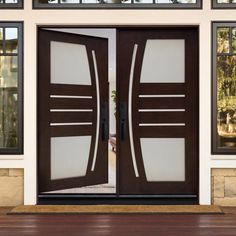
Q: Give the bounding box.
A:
[0,169,23,206]
[212,169,236,206]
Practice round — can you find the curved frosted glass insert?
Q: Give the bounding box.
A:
[140,138,185,182]
[140,40,185,83]
[51,136,91,180]
[51,41,91,85]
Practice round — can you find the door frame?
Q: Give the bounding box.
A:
[37,25,199,205]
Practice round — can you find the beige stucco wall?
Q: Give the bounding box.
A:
[0,169,23,206]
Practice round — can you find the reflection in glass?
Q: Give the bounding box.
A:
[217,0,236,3]
[217,55,236,147]
[217,28,230,54]
[135,0,153,3]
[60,0,80,2]
[5,0,18,2]
[37,0,197,4]
[156,0,196,2]
[233,28,236,53]
[48,0,59,2]
[0,28,3,54]
[0,56,18,148]
[0,0,18,3]
[216,25,236,149]
[82,0,99,3]
[5,28,18,54]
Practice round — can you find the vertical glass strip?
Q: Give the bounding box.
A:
[0,56,19,148]
[217,55,236,146]
[217,28,230,54]
[232,28,236,53]
[0,28,3,54]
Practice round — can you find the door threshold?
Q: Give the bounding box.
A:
[38,194,198,205]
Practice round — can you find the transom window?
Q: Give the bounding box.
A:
[212,0,236,8]
[0,0,23,8]
[33,0,201,9]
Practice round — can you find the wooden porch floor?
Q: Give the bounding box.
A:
[0,207,236,236]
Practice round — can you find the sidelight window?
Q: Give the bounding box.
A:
[212,22,236,154]
[0,22,23,154]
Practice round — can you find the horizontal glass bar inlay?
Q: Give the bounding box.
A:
[50,122,92,126]
[50,95,93,99]
[139,95,185,98]
[50,109,93,112]
[139,123,185,126]
[139,109,186,112]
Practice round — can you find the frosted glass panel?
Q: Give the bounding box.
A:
[51,41,91,85]
[140,40,185,83]
[51,136,91,180]
[141,138,185,181]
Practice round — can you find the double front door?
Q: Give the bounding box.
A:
[38,27,199,201]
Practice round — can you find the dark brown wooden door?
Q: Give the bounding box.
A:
[38,29,109,192]
[117,27,199,196]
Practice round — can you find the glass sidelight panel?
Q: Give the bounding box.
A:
[0,56,18,148]
[233,28,236,53]
[140,138,185,182]
[213,23,236,153]
[51,136,92,180]
[0,22,23,154]
[51,41,91,85]
[140,40,185,83]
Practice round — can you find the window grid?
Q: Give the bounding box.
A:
[33,0,202,9]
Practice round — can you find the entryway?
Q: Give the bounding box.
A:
[37,26,199,204]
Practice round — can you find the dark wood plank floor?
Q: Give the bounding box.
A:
[0,208,236,236]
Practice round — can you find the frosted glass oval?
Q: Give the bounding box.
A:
[140,138,185,182]
[51,41,91,85]
[140,39,185,83]
[51,136,91,180]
